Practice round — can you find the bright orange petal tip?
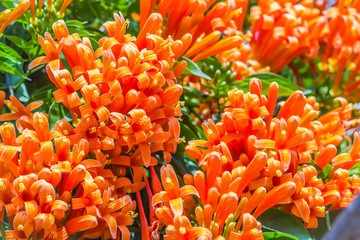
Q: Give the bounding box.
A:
[0,90,5,113]
[53,20,70,40]
[59,0,73,15]
[253,181,296,218]
[65,215,98,234]
[277,90,306,120]
[136,13,163,49]
[314,144,337,169]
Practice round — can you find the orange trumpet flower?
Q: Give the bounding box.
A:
[0,96,43,132]
[164,215,212,240]
[152,165,199,216]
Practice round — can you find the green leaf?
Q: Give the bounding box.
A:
[85,27,107,39]
[49,101,61,129]
[0,56,29,80]
[0,82,7,90]
[67,25,95,37]
[0,42,24,61]
[1,0,16,8]
[279,66,297,83]
[235,73,304,97]
[323,164,332,178]
[48,100,72,129]
[183,86,201,98]
[200,56,223,71]
[89,37,100,50]
[180,122,199,141]
[14,82,30,102]
[258,208,311,240]
[29,89,53,102]
[263,229,299,240]
[292,58,315,89]
[195,125,206,140]
[350,161,360,176]
[0,221,5,240]
[65,20,88,26]
[2,34,31,55]
[179,56,211,80]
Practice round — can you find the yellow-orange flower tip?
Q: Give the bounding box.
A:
[192,36,242,63]
[65,215,98,234]
[0,0,30,36]
[136,13,163,49]
[59,0,73,15]
[314,144,337,169]
[53,20,70,40]
[253,181,296,218]
[277,90,306,120]
[0,10,11,29]
[236,151,268,197]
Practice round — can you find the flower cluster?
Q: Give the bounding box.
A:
[250,0,322,73]
[249,0,360,100]
[2,1,360,239]
[318,0,360,97]
[0,12,189,239]
[150,78,360,238]
[30,13,187,164]
[140,0,244,62]
[151,161,293,239]
[140,0,264,83]
[0,110,137,240]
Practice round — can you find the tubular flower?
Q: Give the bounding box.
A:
[181,78,360,231]
[152,165,199,216]
[140,0,263,80]
[247,0,360,102]
[29,33,65,71]
[164,215,212,240]
[30,16,185,164]
[218,44,264,80]
[0,109,140,239]
[0,11,198,239]
[152,155,294,238]
[312,97,353,148]
[250,0,324,72]
[0,95,43,132]
[316,0,360,96]
[0,122,140,239]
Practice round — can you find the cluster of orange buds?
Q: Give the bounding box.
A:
[0,11,190,239]
[140,0,264,82]
[250,0,324,73]
[0,0,73,36]
[29,12,188,165]
[317,0,360,98]
[183,78,360,229]
[312,97,354,148]
[249,0,360,101]
[285,164,360,228]
[0,109,138,239]
[151,163,289,240]
[140,0,244,61]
